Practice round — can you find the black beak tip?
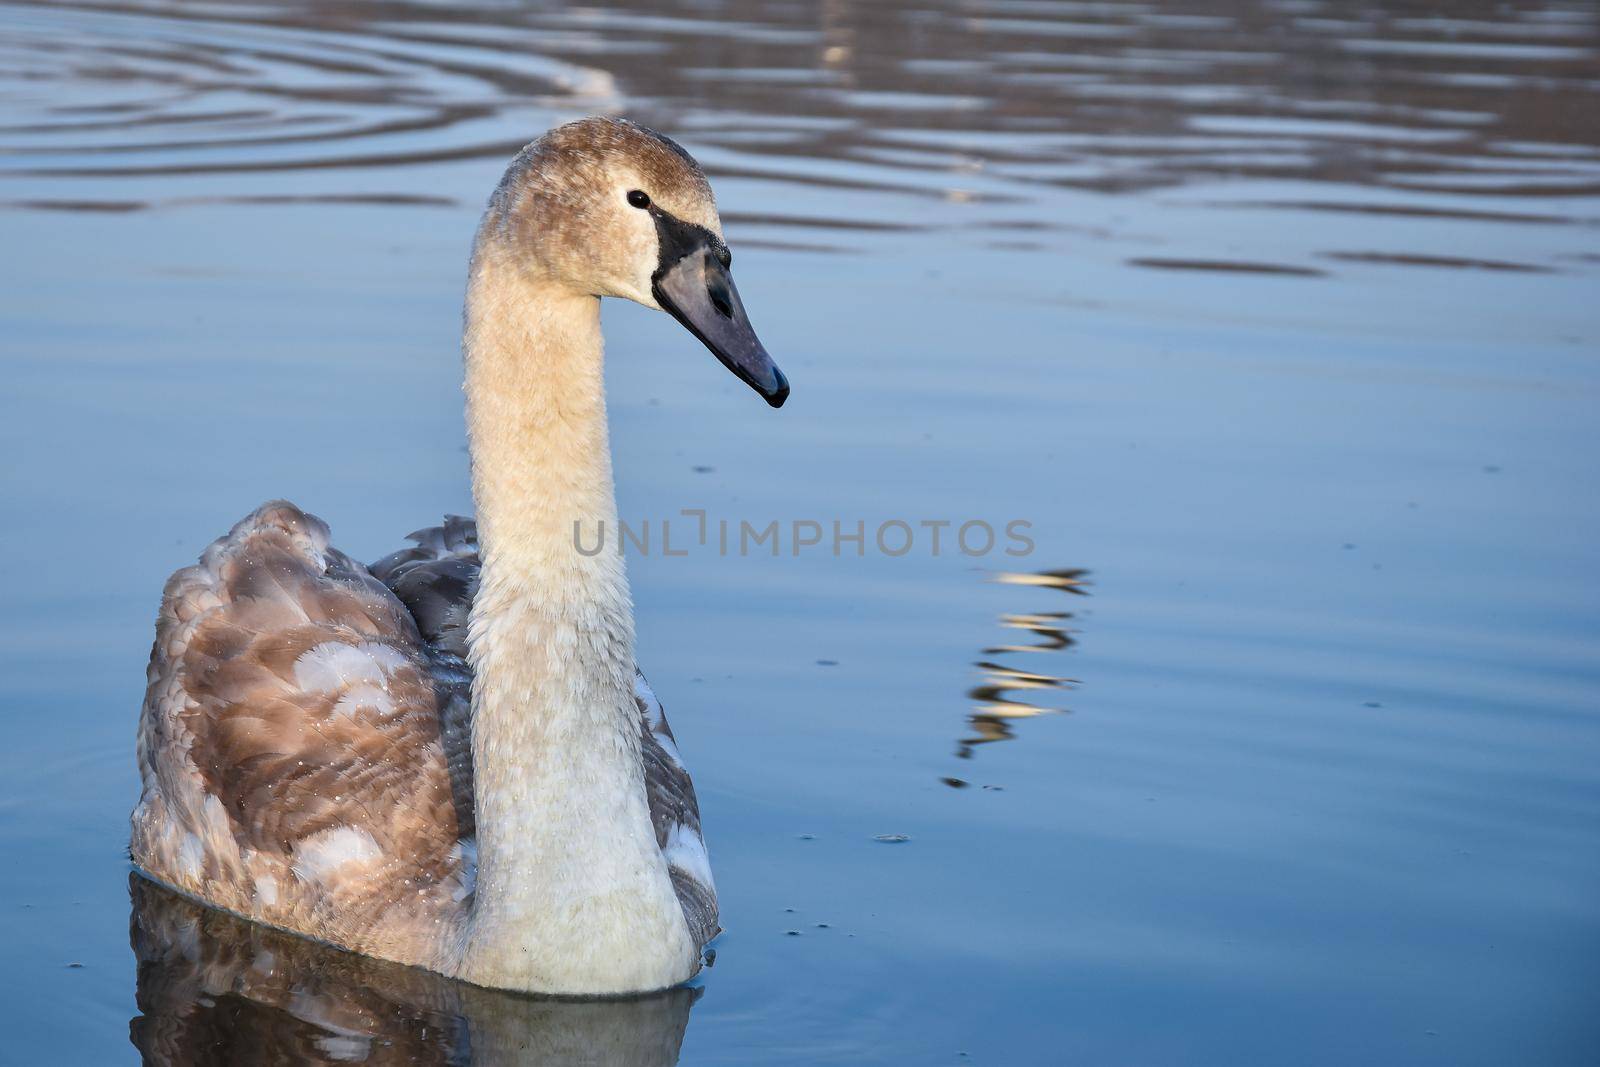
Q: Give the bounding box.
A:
[763,370,790,408]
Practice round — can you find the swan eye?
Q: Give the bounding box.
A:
[626,190,651,209]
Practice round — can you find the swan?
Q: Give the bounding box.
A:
[130,117,788,995]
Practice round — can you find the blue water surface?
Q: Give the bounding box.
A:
[1,0,1597,1063]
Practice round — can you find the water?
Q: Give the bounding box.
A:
[2,0,1598,1062]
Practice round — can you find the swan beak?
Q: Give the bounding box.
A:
[653,236,789,408]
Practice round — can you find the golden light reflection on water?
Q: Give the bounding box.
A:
[956,568,1088,760]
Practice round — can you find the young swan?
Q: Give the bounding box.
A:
[130,118,788,996]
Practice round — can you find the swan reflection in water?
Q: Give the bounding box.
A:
[958,569,1089,759]
[127,875,699,1066]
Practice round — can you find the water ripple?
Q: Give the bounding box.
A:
[2,0,1595,232]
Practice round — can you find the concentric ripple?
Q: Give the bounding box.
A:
[0,0,618,199]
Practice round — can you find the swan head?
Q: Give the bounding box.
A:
[482,117,789,408]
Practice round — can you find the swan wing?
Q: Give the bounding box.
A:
[634,671,721,947]
[370,517,720,947]
[368,515,478,840]
[132,502,471,960]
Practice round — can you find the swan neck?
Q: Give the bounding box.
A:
[456,242,693,993]
[463,246,618,580]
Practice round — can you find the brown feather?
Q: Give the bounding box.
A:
[132,500,718,969]
[132,502,471,967]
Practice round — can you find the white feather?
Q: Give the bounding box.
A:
[662,821,715,892]
[292,826,384,887]
[292,642,402,694]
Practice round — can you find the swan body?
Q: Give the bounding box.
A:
[130,118,787,995]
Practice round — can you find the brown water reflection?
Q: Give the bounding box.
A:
[129,876,698,1066]
[4,0,1597,236]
